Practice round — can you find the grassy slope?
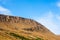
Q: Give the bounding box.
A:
[0,22,59,40]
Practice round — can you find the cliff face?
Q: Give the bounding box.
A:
[0,14,39,25]
[0,14,50,33]
[0,14,59,40]
[0,14,38,25]
[0,14,25,23]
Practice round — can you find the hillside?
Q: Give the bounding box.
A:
[0,14,59,40]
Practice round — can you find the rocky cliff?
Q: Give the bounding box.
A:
[0,14,50,33]
[0,14,59,40]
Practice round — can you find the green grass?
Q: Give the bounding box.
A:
[9,33,30,40]
[35,37,44,40]
[9,32,44,40]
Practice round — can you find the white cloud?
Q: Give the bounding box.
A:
[56,15,60,20]
[56,2,60,8]
[35,11,60,34]
[0,6,12,15]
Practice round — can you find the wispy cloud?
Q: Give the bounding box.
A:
[35,11,60,34]
[56,2,60,8]
[0,6,12,15]
[56,15,60,20]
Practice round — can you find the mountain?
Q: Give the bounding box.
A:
[0,14,59,40]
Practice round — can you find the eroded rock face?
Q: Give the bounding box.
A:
[0,14,58,40]
[0,14,37,24]
[0,14,50,33]
[0,14,34,23]
[0,14,21,23]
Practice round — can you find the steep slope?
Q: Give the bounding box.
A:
[56,35,60,40]
[0,14,59,40]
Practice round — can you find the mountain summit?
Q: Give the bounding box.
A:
[0,14,59,40]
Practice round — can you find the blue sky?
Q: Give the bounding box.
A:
[0,0,60,34]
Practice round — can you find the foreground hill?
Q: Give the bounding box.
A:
[0,14,59,40]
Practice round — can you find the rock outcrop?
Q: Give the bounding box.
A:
[0,14,50,33]
[0,14,58,40]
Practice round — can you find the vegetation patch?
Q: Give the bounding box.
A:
[9,32,44,40]
[35,37,44,40]
[9,32,30,40]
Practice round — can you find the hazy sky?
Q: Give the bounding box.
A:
[0,0,60,34]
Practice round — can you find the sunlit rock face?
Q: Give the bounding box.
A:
[0,14,50,32]
[0,14,58,40]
